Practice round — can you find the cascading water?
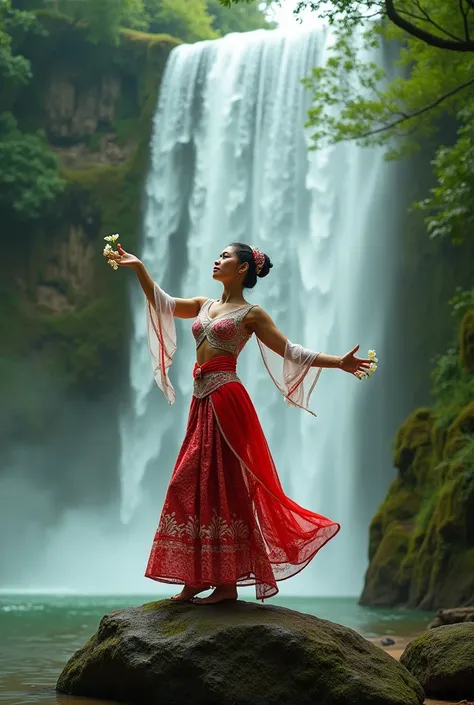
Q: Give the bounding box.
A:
[120,27,402,596]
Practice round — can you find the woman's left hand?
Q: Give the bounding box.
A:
[339,345,373,379]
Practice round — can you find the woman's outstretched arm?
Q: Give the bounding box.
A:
[106,244,206,319]
[246,306,373,377]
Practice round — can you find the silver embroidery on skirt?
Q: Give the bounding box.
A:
[193,371,241,399]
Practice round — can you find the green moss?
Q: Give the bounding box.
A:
[460,309,474,372]
[363,313,474,609]
[400,623,474,699]
[445,401,474,457]
[361,522,411,605]
[414,491,438,533]
[393,408,435,487]
[120,28,180,46]
[57,600,425,705]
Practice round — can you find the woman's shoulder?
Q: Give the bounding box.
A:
[244,304,270,328]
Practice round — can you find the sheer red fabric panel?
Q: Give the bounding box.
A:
[210,377,340,585]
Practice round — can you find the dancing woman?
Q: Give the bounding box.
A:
[106,242,372,604]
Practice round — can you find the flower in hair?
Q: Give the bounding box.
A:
[251,246,265,274]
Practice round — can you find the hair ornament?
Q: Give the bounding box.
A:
[250,246,265,275]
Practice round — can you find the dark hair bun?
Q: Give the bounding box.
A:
[257,254,273,278]
[229,242,273,289]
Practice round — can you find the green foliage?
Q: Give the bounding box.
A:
[0,112,65,219]
[78,0,148,43]
[41,297,125,393]
[0,15,178,404]
[22,0,148,43]
[431,346,473,412]
[194,1,474,179]
[302,21,474,157]
[16,0,272,45]
[415,108,474,244]
[430,292,474,426]
[0,2,65,222]
[208,0,273,35]
[449,286,474,321]
[144,0,218,42]
[1,0,37,96]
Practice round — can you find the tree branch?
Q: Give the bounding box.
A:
[411,0,465,41]
[459,0,471,39]
[397,6,464,41]
[385,0,474,50]
[356,76,474,139]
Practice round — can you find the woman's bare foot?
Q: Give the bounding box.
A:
[191,584,238,605]
[170,584,211,602]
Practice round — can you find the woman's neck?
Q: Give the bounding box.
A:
[220,283,245,304]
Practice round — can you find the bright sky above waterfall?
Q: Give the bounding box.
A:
[270,0,324,28]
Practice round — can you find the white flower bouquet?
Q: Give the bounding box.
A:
[103,233,120,270]
[362,349,378,379]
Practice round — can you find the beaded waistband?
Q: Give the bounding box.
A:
[192,370,241,399]
[192,357,240,399]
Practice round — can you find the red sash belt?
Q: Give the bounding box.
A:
[192,355,237,380]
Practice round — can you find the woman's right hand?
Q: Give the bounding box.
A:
[105,243,142,269]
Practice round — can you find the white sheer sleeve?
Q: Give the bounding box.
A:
[146,283,177,405]
[257,339,322,416]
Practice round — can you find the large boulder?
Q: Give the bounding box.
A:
[57,600,424,705]
[429,606,474,629]
[400,623,474,700]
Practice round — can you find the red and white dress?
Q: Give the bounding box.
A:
[144,287,340,600]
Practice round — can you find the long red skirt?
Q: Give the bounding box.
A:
[145,356,340,600]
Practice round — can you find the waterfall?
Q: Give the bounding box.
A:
[119,27,401,596]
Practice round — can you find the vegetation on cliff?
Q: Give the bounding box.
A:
[360,297,474,609]
[0,0,272,450]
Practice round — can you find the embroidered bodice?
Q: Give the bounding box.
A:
[191,299,255,357]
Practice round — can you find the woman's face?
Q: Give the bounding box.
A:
[212,246,248,284]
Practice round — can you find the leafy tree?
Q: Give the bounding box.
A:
[221,1,474,147]
[0,113,65,220]
[1,2,64,222]
[223,1,474,246]
[416,106,474,245]
[1,0,34,89]
[208,0,274,35]
[143,0,218,41]
[11,0,149,42]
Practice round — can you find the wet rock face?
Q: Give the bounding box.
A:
[45,74,121,140]
[401,623,474,700]
[57,599,425,705]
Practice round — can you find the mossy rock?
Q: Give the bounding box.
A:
[371,479,420,536]
[460,309,474,372]
[393,408,434,481]
[57,600,425,705]
[431,549,474,608]
[408,478,474,610]
[444,401,474,458]
[400,623,474,699]
[360,522,411,606]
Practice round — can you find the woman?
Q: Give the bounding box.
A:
[106,242,372,604]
